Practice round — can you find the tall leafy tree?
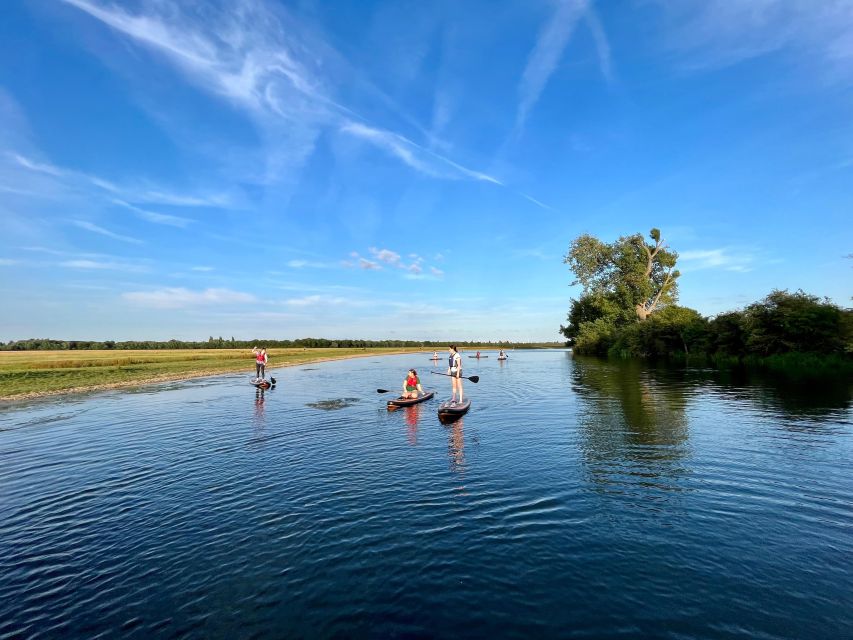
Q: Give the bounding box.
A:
[564,228,680,322]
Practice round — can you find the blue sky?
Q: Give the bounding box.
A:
[0,0,851,342]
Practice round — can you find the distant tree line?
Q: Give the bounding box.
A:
[0,337,560,351]
[561,228,852,375]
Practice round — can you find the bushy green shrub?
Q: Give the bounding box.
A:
[743,290,849,355]
[573,317,619,355]
[608,306,708,359]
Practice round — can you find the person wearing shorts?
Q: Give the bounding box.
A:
[402,369,423,399]
[447,345,463,404]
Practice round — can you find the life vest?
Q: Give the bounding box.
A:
[449,353,460,370]
[406,375,419,388]
[256,352,266,364]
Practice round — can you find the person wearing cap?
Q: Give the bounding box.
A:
[402,368,423,399]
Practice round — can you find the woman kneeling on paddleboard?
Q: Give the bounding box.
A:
[252,346,268,382]
[402,369,423,399]
[448,345,463,405]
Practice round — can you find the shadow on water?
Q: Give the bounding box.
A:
[306,398,360,410]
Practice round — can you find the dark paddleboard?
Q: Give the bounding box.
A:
[497,357,507,361]
[438,398,471,422]
[387,390,435,409]
[467,355,489,358]
[251,377,276,389]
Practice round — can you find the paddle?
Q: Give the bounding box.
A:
[429,372,479,383]
[377,388,394,394]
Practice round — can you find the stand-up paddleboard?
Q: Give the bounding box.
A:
[387,390,435,409]
[467,355,488,358]
[438,398,471,422]
[251,376,276,389]
[497,357,507,361]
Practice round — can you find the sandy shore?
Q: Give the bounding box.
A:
[0,350,429,403]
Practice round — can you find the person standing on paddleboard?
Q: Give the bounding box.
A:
[402,369,423,399]
[252,346,268,382]
[448,345,463,405]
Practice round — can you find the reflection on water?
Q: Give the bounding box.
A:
[447,417,465,477]
[572,357,691,495]
[404,405,420,445]
[709,366,852,420]
[0,351,850,639]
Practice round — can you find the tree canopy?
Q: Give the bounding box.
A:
[564,228,680,323]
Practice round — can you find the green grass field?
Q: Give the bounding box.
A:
[0,347,433,399]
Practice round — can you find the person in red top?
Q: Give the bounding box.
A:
[402,369,423,399]
[252,346,268,382]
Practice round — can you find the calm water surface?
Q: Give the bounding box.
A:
[1,351,851,638]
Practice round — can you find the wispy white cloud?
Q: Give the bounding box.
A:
[73,220,144,245]
[10,153,65,177]
[364,246,443,275]
[60,0,487,185]
[8,151,230,212]
[137,190,230,207]
[518,192,555,211]
[191,265,214,271]
[369,246,402,266]
[511,248,552,261]
[286,259,333,269]
[679,248,759,272]
[59,0,555,204]
[283,294,363,307]
[113,199,194,228]
[516,0,588,131]
[584,7,615,85]
[0,258,19,266]
[359,258,381,270]
[656,0,853,81]
[60,259,148,272]
[341,121,501,184]
[123,286,256,308]
[430,266,444,277]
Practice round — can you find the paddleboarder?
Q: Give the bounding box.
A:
[447,345,463,405]
[402,369,423,399]
[252,346,268,382]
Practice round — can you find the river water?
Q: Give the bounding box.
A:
[1,350,851,639]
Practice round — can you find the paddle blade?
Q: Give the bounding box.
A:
[270,377,277,385]
[468,375,479,383]
[377,388,392,394]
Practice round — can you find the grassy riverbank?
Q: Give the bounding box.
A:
[0,347,438,401]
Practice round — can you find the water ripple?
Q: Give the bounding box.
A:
[0,352,850,638]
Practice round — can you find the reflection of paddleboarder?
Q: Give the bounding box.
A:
[448,417,465,477]
[254,388,265,420]
[252,346,268,382]
[405,405,419,446]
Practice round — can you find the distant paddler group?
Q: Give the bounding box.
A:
[377,345,477,421]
